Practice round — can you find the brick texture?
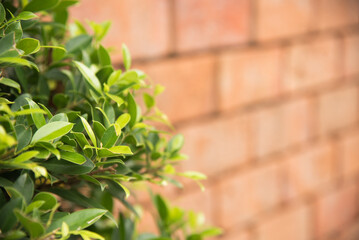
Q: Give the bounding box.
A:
[256,0,313,41]
[317,0,359,31]
[282,37,341,92]
[75,1,359,239]
[218,163,284,229]
[318,87,359,135]
[257,205,312,240]
[218,47,281,110]
[137,54,216,123]
[315,184,359,238]
[70,0,170,60]
[344,35,359,77]
[249,98,313,158]
[174,0,251,52]
[179,115,248,176]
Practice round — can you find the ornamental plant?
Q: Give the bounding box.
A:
[0,0,221,239]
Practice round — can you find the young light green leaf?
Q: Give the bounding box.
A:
[143,93,155,109]
[25,200,45,214]
[14,108,46,116]
[35,142,60,160]
[62,222,69,238]
[0,77,21,93]
[127,93,137,128]
[23,0,59,12]
[177,171,207,180]
[12,11,39,21]
[60,150,86,165]
[16,38,40,55]
[122,44,131,70]
[97,146,133,158]
[12,151,39,163]
[0,57,39,71]
[47,208,107,232]
[73,61,102,94]
[79,116,97,146]
[98,44,111,66]
[107,70,121,86]
[106,93,124,107]
[115,113,131,130]
[26,98,46,129]
[31,121,74,143]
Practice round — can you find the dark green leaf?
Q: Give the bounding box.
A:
[13,173,33,204]
[40,157,94,175]
[127,93,137,128]
[93,120,106,140]
[0,198,23,233]
[15,125,32,152]
[66,34,92,53]
[0,34,14,55]
[0,3,5,24]
[14,210,45,238]
[154,195,168,222]
[35,142,60,159]
[101,125,119,148]
[32,192,57,211]
[24,0,60,12]
[52,93,69,109]
[0,77,21,93]
[98,44,111,66]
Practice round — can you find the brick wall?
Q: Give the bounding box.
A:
[71,0,359,239]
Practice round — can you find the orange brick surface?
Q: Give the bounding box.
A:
[318,87,359,135]
[70,0,170,60]
[174,0,251,52]
[256,0,313,41]
[218,47,281,110]
[344,35,359,77]
[257,205,312,240]
[339,132,359,181]
[249,98,313,158]
[282,37,341,92]
[138,54,216,123]
[315,184,358,238]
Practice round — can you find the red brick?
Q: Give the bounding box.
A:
[70,0,170,60]
[339,222,359,240]
[317,0,359,31]
[344,35,359,77]
[222,230,251,240]
[339,132,359,180]
[137,54,216,123]
[256,0,313,41]
[282,37,341,92]
[179,114,248,176]
[218,47,281,111]
[315,184,358,238]
[249,98,313,158]
[318,87,359,135]
[174,0,250,52]
[283,141,336,199]
[257,205,311,240]
[218,163,284,229]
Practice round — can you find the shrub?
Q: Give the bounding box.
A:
[0,0,221,239]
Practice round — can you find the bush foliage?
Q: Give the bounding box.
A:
[0,0,221,239]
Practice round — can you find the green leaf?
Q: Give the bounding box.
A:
[73,61,102,95]
[0,3,5,24]
[101,125,118,148]
[12,11,38,21]
[15,125,32,152]
[116,113,131,129]
[35,142,60,159]
[3,230,26,240]
[72,132,93,158]
[52,93,69,109]
[143,93,155,109]
[14,108,46,116]
[40,157,94,175]
[98,44,111,66]
[0,77,21,93]
[13,173,33,204]
[16,38,40,55]
[0,198,23,233]
[60,150,86,165]
[14,210,45,238]
[93,120,106,140]
[26,98,46,129]
[49,113,68,123]
[122,44,131,70]
[107,70,121,86]
[32,192,57,211]
[200,227,223,237]
[167,134,184,153]
[12,151,39,163]
[31,121,74,143]
[106,92,124,107]
[4,22,22,42]
[23,0,59,12]
[0,34,14,56]
[25,200,45,214]
[97,146,133,158]
[127,93,137,128]
[47,209,107,232]
[66,34,92,53]
[0,57,38,71]
[154,195,168,222]
[79,116,97,146]
[177,171,207,180]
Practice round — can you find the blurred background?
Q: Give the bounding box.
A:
[71,0,359,239]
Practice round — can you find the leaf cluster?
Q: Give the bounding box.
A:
[0,0,221,239]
